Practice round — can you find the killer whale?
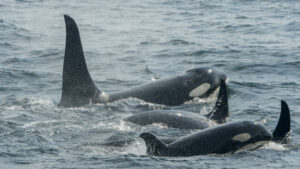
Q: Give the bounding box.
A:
[124,80,228,129]
[59,15,227,107]
[100,138,176,147]
[140,100,291,156]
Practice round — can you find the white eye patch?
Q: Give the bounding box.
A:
[189,83,211,97]
[232,133,251,142]
[210,87,220,98]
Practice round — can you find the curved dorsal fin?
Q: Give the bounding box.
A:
[206,80,229,123]
[59,15,101,107]
[140,132,167,156]
[272,100,291,142]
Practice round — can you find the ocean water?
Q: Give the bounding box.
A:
[0,0,300,168]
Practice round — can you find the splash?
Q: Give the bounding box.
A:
[28,97,55,107]
[113,120,134,132]
[263,142,286,151]
[149,123,169,129]
[122,139,147,155]
[134,98,166,110]
[94,120,134,132]
[235,141,270,153]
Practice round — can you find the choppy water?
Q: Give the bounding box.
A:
[0,0,300,168]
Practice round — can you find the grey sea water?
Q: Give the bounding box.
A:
[0,0,299,168]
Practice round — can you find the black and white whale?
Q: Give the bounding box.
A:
[140,100,291,156]
[124,80,228,129]
[59,15,227,107]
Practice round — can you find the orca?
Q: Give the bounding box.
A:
[100,138,175,147]
[124,80,228,129]
[140,100,291,156]
[59,15,227,107]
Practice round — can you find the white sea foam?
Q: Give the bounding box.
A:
[151,76,157,81]
[5,105,22,110]
[122,139,147,155]
[29,97,55,107]
[22,120,67,128]
[263,142,286,151]
[150,123,169,129]
[94,120,134,132]
[236,141,269,153]
[113,120,133,131]
[134,98,166,110]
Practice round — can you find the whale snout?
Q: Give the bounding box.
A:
[256,128,273,141]
[262,131,272,141]
[219,73,228,83]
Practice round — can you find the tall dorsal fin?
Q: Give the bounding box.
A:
[58,15,101,107]
[272,100,291,142]
[140,132,168,156]
[205,80,228,123]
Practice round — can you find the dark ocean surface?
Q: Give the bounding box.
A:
[0,0,300,168]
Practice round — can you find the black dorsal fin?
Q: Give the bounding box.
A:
[272,100,291,142]
[140,132,167,156]
[58,15,101,107]
[206,80,229,123]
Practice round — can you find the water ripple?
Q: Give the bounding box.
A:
[0,0,299,168]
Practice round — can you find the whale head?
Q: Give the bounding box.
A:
[185,67,227,98]
[218,121,272,153]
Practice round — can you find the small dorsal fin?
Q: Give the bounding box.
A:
[58,15,101,107]
[140,132,167,156]
[272,100,291,142]
[206,80,228,123]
